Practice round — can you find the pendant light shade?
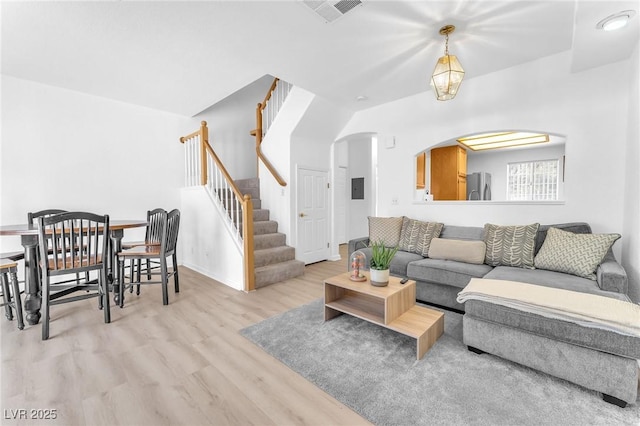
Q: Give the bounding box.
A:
[430,25,465,101]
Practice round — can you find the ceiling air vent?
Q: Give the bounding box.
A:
[302,0,363,23]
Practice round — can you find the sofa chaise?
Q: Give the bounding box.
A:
[347,218,639,407]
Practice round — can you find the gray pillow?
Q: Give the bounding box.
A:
[484,223,539,269]
[534,227,620,280]
[368,216,403,248]
[399,218,443,256]
[428,238,486,264]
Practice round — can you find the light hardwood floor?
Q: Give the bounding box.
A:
[0,246,371,425]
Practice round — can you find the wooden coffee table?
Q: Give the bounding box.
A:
[324,272,444,360]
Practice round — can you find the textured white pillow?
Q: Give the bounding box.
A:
[368,216,403,247]
[428,238,486,264]
[534,227,620,280]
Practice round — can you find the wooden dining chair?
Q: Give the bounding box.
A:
[122,208,165,250]
[37,212,111,340]
[0,258,24,330]
[0,211,68,264]
[117,209,180,306]
[28,209,68,225]
[121,208,166,292]
[29,208,92,286]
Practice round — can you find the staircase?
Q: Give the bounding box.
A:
[235,178,305,288]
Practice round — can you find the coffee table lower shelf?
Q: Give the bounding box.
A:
[324,294,444,360]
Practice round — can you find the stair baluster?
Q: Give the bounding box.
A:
[180,121,256,291]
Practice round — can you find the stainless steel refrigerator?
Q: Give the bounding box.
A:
[466,172,492,200]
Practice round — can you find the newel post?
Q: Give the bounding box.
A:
[255,103,263,176]
[200,121,208,186]
[242,194,255,292]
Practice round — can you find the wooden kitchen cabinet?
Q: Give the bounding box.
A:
[430,145,467,200]
[416,152,426,189]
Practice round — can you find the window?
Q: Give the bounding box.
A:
[507,159,559,201]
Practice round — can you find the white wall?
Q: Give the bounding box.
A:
[337,50,637,301]
[0,75,192,255]
[290,95,353,259]
[622,41,640,303]
[259,87,353,263]
[195,75,274,180]
[467,144,565,201]
[259,86,315,247]
[338,52,629,231]
[180,187,243,290]
[345,134,374,241]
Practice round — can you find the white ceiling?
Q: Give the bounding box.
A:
[1,1,638,117]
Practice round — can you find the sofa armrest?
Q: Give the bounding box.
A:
[596,252,628,294]
[348,237,370,258]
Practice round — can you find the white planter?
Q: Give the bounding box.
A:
[370,268,390,286]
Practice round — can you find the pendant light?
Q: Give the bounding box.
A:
[430,25,465,101]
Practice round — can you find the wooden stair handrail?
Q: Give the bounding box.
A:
[203,142,245,202]
[180,121,209,186]
[179,121,255,292]
[252,77,287,187]
[261,77,280,107]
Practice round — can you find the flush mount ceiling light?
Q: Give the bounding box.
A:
[596,10,636,31]
[457,132,550,151]
[430,25,465,101]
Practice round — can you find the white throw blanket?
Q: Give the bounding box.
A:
[457,278,640,337]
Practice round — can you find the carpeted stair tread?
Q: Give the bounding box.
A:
[221,196,262,211]
[254,246,296,268]
[234,178,260,200]
[253,220,278,235]
[234,177,259,189]
[255,259,305,288]
[229,208,268,222]
[252,209,269,221]
[234,177,304,288]
[254,233,286,250]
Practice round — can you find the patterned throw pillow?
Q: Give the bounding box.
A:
[368,216,403,248]
[534,227,620,280]
[398,217,443,256]
[419,222,444,257]
[484,223,539,269]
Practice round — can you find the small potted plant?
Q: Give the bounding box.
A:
[369,240,398,286]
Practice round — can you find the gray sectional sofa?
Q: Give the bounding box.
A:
[348,222,630,311]
[348,221,639,407]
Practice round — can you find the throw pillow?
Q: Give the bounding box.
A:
[484,223,540,269]
[399,217,421,252]
[534,227,620,280]
[398,218,443,255]
[419,222,444,257]
[428,238,486,264]
[368,216,403,248]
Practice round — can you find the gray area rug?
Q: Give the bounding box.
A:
[240,299,640,426]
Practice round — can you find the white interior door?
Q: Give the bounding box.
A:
[335,166,347,244]
[297,167,329,264]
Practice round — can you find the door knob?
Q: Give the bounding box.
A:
[299,212,307,217]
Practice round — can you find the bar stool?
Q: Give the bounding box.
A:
[0,258,25,330]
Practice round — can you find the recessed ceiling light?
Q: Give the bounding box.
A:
[355,95,368,102]
[596,10,636,31]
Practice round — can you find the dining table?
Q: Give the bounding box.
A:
[0,219,148,325]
